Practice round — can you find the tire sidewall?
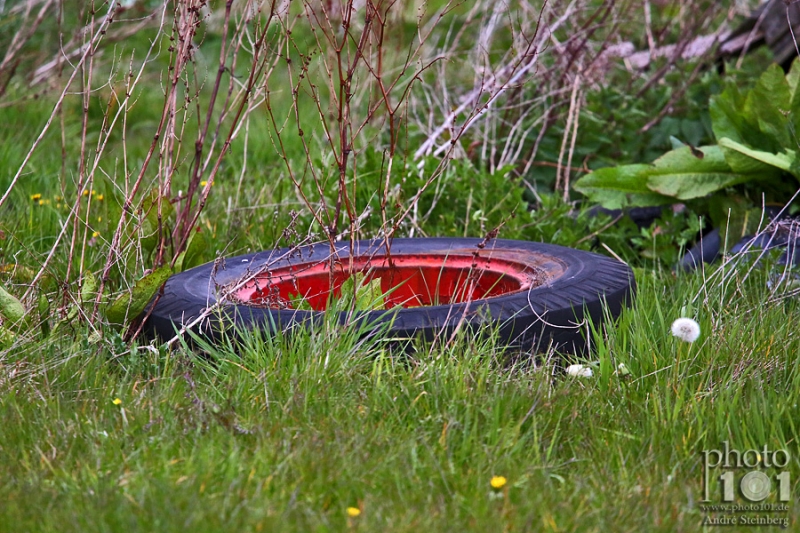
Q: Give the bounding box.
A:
[145,238,635,353]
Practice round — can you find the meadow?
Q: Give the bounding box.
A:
[1,1,798,531]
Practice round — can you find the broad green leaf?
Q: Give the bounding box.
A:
[356,277,384,311]
[646,172,751,200]
[669,136,686,150]
[651,145,730,173]
[37,293,49,318]
[80,270,99,304]
[646,146,748,200]
[173,251,186,274]
[0,284,25,324]
[790,58,800,145]
[175,229,208,272]
[140,189,174,255]
[338,273,385,311]
[573,165,673,209]
[787,57,800,97]
[338,275,357,310]
[576,144,778,205]
[720,146,785,177]
[37,293,50,337]
[140,216,158,255]
[710,85,752,146]
[746,63,791,149]
[105,266,173,325]
[289,292,313,311]
[717,138,796,175]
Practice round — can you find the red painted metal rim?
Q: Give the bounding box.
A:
[233,253,547,311]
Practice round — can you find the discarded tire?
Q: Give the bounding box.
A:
[144,238,635,354]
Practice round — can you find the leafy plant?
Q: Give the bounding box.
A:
[574,61,800,211]
[288,272,385,313]
[337,274,386,312]
[105,266,173,327]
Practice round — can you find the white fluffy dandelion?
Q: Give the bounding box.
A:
[671,317,701,343]
[566,364,593,378]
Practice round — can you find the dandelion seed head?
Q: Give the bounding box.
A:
[671,317,700,343]
[566,364,593,378]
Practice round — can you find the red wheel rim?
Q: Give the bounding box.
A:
[233,253,547,311]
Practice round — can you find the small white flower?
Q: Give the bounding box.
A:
[566,364,593,378]
[671,317,701,343]
[617,362,630,376]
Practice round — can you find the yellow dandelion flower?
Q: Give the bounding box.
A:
[91,190,97,196]
[56,204,62,209]
[55,195,61,201]
[200,180,208,187]
[96,194,104,201]
[82,189,90,197]
[38,199,45,206]
[92,231,99,238]
[490,476,507,489]
[112,398,122,405]
[31,193,42,202]
[346,507,361,517]
[97,217,102,223]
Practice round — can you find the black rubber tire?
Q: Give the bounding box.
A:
[143,238,635,354]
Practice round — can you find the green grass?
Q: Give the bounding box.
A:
[1,2,797,531]
[2,265,799,532]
